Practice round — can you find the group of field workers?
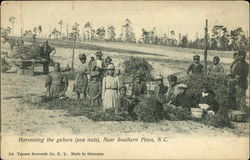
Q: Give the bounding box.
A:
[45,49,248,116]
[186,50,248,112]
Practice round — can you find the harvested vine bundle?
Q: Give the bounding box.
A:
[201,110,233,128]
[134,96,164,122]
[163,104,192,121]
[34,99,132,121]
[122,57,153,81]
[181,74,230,109]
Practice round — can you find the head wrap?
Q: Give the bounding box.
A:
[167,75,177,82]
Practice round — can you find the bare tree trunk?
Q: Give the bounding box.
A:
[12,23,14,36]
[204,19,208,75]
[71,35,76,70]
[60,25,62,40]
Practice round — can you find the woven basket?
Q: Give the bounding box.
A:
[26,94,46,104]
[228,110,245,122]
[191,108,204,118]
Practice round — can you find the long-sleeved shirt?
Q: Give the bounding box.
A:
[208,64,224,75]
[187,63,203,74]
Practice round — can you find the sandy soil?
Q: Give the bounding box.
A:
[1,45,249,137]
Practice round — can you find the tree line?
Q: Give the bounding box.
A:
[1,17,249,51]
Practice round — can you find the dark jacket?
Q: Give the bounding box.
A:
[230,60,249,90]
[131,82,147,97]
[198,93,219,113]
[187,63,203,74]
[40,44,54,61]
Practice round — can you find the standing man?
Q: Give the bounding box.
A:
[40,40,55,74]
[187,55,203,75]
[230,50,249,111]
[208,56,224,75]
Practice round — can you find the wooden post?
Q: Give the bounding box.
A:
[20,1,23,37]
[204,19,208,75]
[71,35,76,70]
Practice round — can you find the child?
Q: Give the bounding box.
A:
[198,84,219,114]
[154,75,168,103]
[74,54,89,100]
[45,62,68,98]
[102,64,120,110]
[208,56,224,75]
[131,75,147,99]
[86,72,102,107]
[187,55,203,75]
[116,86,130,114]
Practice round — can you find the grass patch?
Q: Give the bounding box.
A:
[36,99,132,121]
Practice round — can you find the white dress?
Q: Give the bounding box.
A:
[102,75,120,110]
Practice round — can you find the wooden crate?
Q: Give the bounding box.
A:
[228,110,246,122]
[16,67,34,76]
[28,94,46,104]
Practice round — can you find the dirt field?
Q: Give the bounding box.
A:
[1,41,249,137]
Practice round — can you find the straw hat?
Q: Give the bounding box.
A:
[106,64,115,70]
[154,75,163,80]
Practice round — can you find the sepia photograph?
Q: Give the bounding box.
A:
[1,1,249,159]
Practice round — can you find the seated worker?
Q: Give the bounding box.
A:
[116,86,130,114]
[166,75,178,103]
[198,84,219,115]
[170,84,195,109]
[208,56,224,75]
[45,62,68,98]
[154,75,168,103]
[187,55,203,75]
[129,74,147,116]
[131,74,147,100]
[86,71,102,107]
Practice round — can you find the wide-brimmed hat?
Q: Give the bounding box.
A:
[79,54,86,59]
[106,64,115,70]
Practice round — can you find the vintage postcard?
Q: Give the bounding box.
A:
[1,1,249,159]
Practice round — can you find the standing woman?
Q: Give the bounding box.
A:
[45,62,68,98]
[74,54,89,100]
[102,64,120,110]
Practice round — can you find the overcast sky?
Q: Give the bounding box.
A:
[1,1,249,40]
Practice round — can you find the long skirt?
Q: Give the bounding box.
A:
[74,73,88,94]
[103,89,119,110]
[49,84,62,98]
